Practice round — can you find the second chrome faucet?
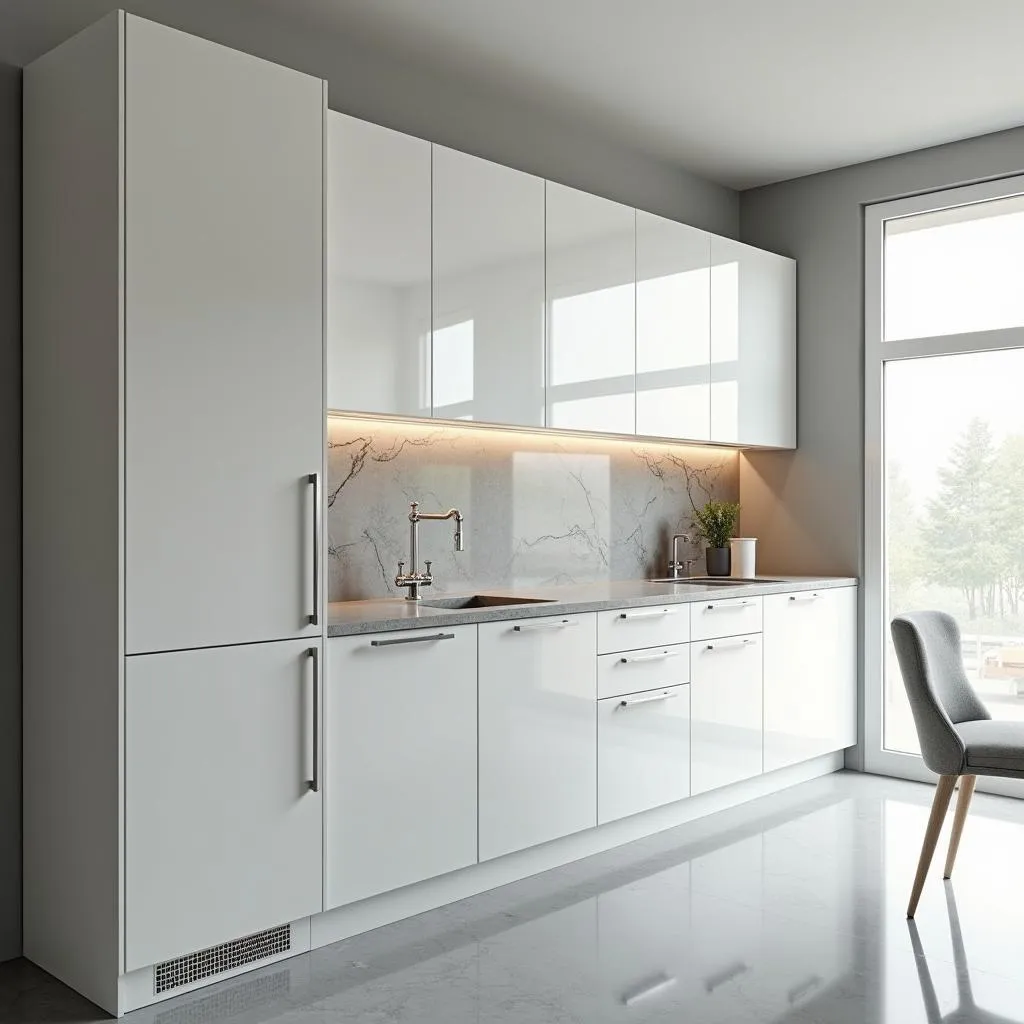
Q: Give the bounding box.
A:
[395,500,465,600]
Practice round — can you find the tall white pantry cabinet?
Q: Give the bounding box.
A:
[22,13,327,1015]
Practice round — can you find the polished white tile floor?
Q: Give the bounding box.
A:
[5,771,1024,1023]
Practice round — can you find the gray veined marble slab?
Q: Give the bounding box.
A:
[326,416,740,602]
[327,575,857,636]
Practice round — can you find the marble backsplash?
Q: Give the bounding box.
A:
[327,417,740,601]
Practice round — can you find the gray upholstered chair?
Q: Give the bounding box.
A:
[891,610,1024,917]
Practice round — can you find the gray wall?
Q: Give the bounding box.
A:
[738,126,1024,578]
[0,60,21,963]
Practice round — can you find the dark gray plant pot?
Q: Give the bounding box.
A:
[705,547,731,577]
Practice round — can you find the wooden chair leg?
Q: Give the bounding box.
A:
[907,775,957,918]
[943,774,977,879]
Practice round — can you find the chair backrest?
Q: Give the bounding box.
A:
[890,611,990,776]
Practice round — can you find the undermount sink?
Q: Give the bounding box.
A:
[648,576,784,586]
[418,595,556,610]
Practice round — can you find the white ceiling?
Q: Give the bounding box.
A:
[5,0,1024,189]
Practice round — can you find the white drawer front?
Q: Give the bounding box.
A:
[597,605,690,654]
[690,595,762,641]
[597,644,690,700]
[690,633,763,795]
[598,684,690,824]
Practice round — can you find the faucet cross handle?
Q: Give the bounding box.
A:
[397,560,405,575]
[424,560,432,574]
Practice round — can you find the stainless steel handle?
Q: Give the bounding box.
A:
[619,607,677,620]
[705,638,757,651]
[619,650,684,664]
[370,632,456,647]
[704,600,754,610]
[307,646,320,792]
[308,472,322,626]
[513,619,579,632]
[622,973,677,1006]
[618,690,678,708]
[789,592,820,602]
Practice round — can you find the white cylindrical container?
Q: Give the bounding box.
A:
[730,537,757,579]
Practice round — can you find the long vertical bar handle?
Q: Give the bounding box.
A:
[308,472,322,626]
[307,646,320,792]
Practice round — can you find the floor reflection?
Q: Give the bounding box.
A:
[6,772,1024,1023]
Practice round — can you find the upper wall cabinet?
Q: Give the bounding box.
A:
[545,183,636,434]
[636,212,712,442]
[710,236,796,448]
[432,146,545,427]
[327,112,431,416]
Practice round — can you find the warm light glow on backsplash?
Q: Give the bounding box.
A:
[326,413,739,602]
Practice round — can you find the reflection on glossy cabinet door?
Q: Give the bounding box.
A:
[546,183,635,434]
[710,236,796,448]
[327,112,431,416]
[636,212,711,441]
[763,587,857,771]
[432,146,545,426]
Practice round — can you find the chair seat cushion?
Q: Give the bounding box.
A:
[956,720,1024,775]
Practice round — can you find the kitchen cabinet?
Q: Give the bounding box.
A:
[710,236,796,447]
[432,146,545,426]
[598,684,691,824]
[327,112,431,417]
[325,627,478,908]
[690,595,763,642]
[125,639,323,971]
[124,15,325,654]
[763,587,858,771]
[478,614,598,860]
[546,183,636,434]
[597,604,690,655]
[690,634,763,795]
[636,212,712,441]
[597,643,689,700]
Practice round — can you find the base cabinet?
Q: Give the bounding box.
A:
[478,615,597,860]
[763,587,857,771]
[598,684,691,824]
[325,627,478,908]
[125,639,323,971]
[690,634,763,796]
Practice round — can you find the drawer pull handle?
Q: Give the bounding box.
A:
[622,973,677,1006]
[789,592,820,602]
[620,650,684,665]
[618,690,678,708]
[618,607,677,620]
[705,638,757,652]
[705,600,754,610]
[513,619,578,632]
[370,632,455,647]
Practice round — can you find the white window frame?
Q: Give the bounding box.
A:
[864,173,1024,793]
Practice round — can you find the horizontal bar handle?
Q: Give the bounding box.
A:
[622,974,677,1006]
[618,607,679,620]
[513,619,578,632]
[705,638,757,652]
[618,690,678,708]
[620,649,684,664]
[370,632,456,647]
[705,600,755,610]
[789,592,820,602]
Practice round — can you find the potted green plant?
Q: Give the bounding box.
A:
[693,500,741,577]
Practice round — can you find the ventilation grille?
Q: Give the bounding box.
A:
[154,925,291,994]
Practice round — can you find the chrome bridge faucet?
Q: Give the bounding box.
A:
[395,500,465,601]
[668,533,694,580]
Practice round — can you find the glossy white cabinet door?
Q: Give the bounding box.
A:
[598,684,691,824]
[325,627,478,908]
[710,236,796,448]
[432,146,545,426]
[478,614,597,860]
[690,634,763,795]
[763,587,857,771]
[124,17,324,654]
[546,183,635,434]
[636,211,711,442]
[327,113,431,416]
[597,604,690,655]
[125,639,322,970]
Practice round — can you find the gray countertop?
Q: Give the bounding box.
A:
[327,575,857,637]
